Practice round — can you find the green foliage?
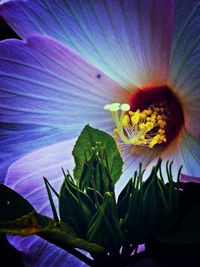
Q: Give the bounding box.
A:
[37,215,104,253]
[120,160,180,244]
[0,184,34,222]
[43,177,59,222]
[117,178,132,220]
[87,192,124,253]
[72,125,123,185]
[0,185,103,254]
[59,172,96,238]
[78,152,114,203]
[0,212,43,236]
[1,125,194,266]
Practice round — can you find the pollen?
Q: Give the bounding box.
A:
[104,103,167,149]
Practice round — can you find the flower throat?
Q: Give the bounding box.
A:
[104,86,184,149]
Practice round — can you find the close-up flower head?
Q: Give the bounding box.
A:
[0,0,200,266]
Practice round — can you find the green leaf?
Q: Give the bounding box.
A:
[43,177,59,222]
[142,171,166,235]
[117,179,132,220]
[158,181,179,233]
[0,184,34,222]
[121,161,179,245]
[118,164,144,222]
[0,211,104,254]
[87,192,124,253]
[40,218,104,254]
[141,160,180,237]
[0,212,45,235]
[79,152,113,202]
[72,125,123,185]
[121,164,148,244]
[158,205,200,244]
[122,186,146,244]
[59,174,96,238]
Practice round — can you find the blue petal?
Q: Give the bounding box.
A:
[0,0,174,86]
[160,130,200,181]
[8,235,89,267]
[181,174,200,183]
[0,35,126,181]
[115,145,162,194]
[170,0,200,138]
[6,139,90,266]
[179,130,200,177]
[116,129,200,195]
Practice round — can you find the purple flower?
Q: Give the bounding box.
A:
[0,0,200,266]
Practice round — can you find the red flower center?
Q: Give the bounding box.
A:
[129,86,184,146]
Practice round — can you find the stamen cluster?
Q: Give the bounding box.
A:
[104,103,167,148]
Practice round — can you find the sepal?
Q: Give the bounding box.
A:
[87,192,124,253]
[59,172,96,238]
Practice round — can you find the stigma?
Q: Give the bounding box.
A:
[104,103,167,149]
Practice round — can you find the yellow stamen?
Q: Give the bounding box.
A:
[113,128,119,139]
[104,103,167,149]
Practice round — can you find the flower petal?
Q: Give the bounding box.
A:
[5,139,89,266]
[0,0,174,86]
[115,145,161,194]
[169,1,200,138]
[0,36,124,127]
[178,131,200,177]
[0,35,127,180]
[5,139,76,215]
[8,235,89,267]
[180,174,200,184]
[161,130,200,180]
[116,128,200,194]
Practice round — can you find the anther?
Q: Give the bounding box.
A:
[104,102,168,149]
